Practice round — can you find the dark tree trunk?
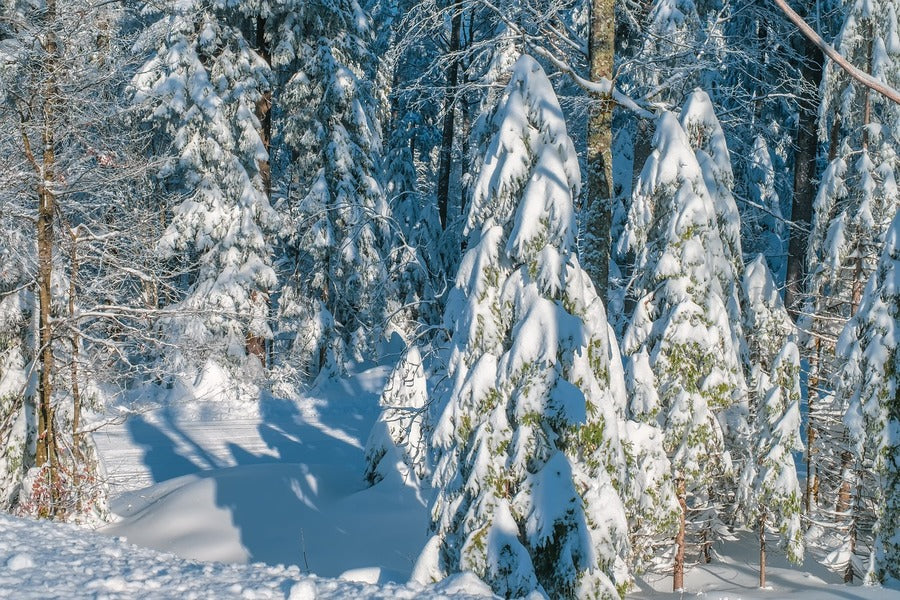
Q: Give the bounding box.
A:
[784,18,824,318]
[436,0,462,230]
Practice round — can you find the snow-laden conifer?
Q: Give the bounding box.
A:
[830,210,900,584]
[0,234,34,509]
[620,108,747,585]
[679,89,742,284]
[739,256,804,581]
[803,1,900,567]
[418,55,632,599]
[132,1,277,400]
[746,137,786,280]
[274,0,395,379]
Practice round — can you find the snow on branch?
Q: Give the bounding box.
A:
[529,45,655,119]
[773,0,900,105]
[474,0,654,119]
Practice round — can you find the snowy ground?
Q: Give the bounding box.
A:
[630,534,900,599]
[4,364,898,598]
[95,366,431,582]
[0,512,494,599]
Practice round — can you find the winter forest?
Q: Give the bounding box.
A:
[1,0,900,598]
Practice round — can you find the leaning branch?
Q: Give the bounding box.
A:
[773,0,900,105]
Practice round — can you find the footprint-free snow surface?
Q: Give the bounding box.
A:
[5,365,899,598]
[95,366,431,583]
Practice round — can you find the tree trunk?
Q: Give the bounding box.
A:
[759,512,767,588]
[35,0,61,515]
[36,164,57,478]
[674,476,687,591]
[436,0,462,230]
[584,0,615,305]
[68,229,81,455]
[784,16,824,318]
[246,15,272,366]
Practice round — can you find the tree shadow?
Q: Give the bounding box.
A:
[125,415,200,483]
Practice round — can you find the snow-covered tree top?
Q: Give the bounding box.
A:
[743,255,791,324]
[680,88,733,185]
[467,55,580,259]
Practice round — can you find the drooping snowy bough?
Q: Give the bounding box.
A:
[132,1,278,401]
[414,55,634,599]
[364,345,430,486]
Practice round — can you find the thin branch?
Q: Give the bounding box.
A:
[773,0,900,105]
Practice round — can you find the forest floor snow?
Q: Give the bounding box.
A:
[3,363,898,598]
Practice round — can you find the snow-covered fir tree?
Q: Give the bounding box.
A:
[623,0,725,110]
[362,0,443,338]
[272,0,395,380]
[803,0,900,564]
[739,257,804,582]
[830,210,900,584]
[132,0,277,400]
[364,345,430,485]
[678,89,745,332]
[745,137,787,281]
[417,55,633,599]
[620,107,747,586]
[0,228,35,511]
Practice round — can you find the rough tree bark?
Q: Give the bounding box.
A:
[674,476,687,591]
[584,0,615,306]
[33,0,62,515]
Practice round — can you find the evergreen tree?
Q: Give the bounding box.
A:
[418,55,632,599]
[272,0,395,379]
[803,0,900,563]
[132,0,277,399]
[364,345,430,485]
[739,257,804,585]
[745,137,787,281]
[620,108,746,589]
[0,227,35,510]
[830,210,900,584]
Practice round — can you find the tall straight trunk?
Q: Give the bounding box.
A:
[36,158,56,476]
[584,0,615,305]
[806,337,821,514]
[784,21,824,318]
[674,477,687,591]
[436,0,462,230]
[35,0,61,515]
[759,513,767,588]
